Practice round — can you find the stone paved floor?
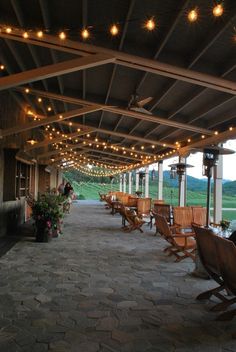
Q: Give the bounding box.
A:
[0,201,236,352]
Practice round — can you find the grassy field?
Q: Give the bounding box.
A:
[69,179,236,220]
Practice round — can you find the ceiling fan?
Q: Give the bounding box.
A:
[127,93,153,115]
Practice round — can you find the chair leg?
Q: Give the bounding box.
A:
[211,296,236,312]
[216,309,236,321]
[196,285,225,301]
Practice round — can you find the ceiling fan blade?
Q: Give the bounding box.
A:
[137,96,153,107]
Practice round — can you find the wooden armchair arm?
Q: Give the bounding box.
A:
[173,233,195,238]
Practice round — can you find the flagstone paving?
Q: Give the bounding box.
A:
[0,201,236,351]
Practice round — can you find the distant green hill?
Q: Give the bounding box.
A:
[223,180,236,196]
[162,171,207,192]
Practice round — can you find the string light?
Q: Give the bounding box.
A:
[37,30,43,38]
[25,88,30,93]
[6,27,12,33]
[110,24,119,36]
[37,97,42,103]
[212,3,224,17]
[187,8,198,22]
[145,18,156,31]
[47,106,52,112]
[23,31,29,38]
[0,64,4,70]
[81,28,90,39]
[59,31,66,40]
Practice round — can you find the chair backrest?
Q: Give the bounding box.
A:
[155,213,172,238]
[192,207,206,226]
[153,199,165,205]
[117,194,130,206]
[173,206,193,228]
[153,204,171,223]
[127,196,138,207]
[215,236,236,295]
[193,225,221,281]
[137,198,152,216]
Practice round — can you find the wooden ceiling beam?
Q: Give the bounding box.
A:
[0,53,115,91]
[178,128,236,157]
[1,28,236,94]
[0,105,99,138]
[16,87,212,136]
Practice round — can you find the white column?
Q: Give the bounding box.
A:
[213,154,223,223]
[179,157,186,206]
[57,169,63,186]
[123,173,127,193]
[145,166,149,198]
[135,170,139,192]
[128,172,132,194]
[119,174,123,192]
[158,161,163,200]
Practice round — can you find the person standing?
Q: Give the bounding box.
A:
[63,182,74,213]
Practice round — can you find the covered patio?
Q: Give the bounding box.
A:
[0,200,235,351]
[0,1,236,350]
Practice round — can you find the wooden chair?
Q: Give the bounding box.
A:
[193,226,227,304]
[119,205,145,233]
[104,195,113,209]
[98,192,106,201]
[173,206,194,233]
[155,214,196,262]
[153,199,165,205]
[192,207,206,226]
[153,204,172,224]
[214,237,236,322]
[137,197,152,227]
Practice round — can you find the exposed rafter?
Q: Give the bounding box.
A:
[15,87,213,136]
[0,54,115,91]
[0,28,235,95]
[0,106,99,138]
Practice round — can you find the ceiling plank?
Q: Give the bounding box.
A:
[0,54,115,91]
[1,28,236,94]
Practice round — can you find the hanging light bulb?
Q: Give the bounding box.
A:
[23,31,29,39]
[81,28,90,39]
[37,30,43,38]
[145,18,156,31]
[187,8,198,22]
[213,3,224,17]
[59,31,66,40]
[110,24,119,36]
[6,27,12,33]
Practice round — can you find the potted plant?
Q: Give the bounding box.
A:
[27,193,64,242]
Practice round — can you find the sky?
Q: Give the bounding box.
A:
[157,139,236,181]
